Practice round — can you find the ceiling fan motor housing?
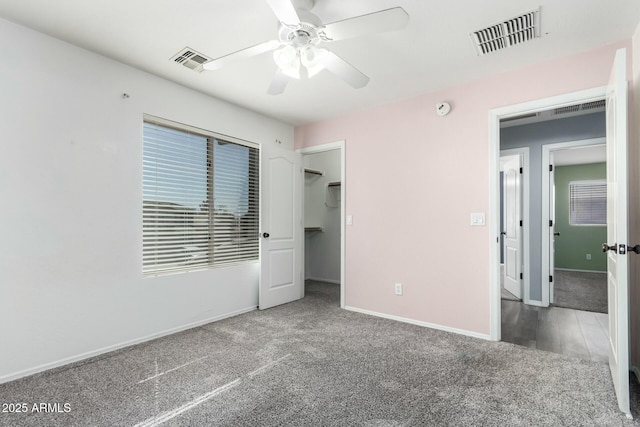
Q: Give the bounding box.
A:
[278,9,323,48]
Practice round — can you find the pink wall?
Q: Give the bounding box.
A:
[295,41,633,337]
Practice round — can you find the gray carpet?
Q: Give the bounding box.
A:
[0,281,637,426]
[553,270,608,313]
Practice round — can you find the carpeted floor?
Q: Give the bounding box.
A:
[0,281,637,426]
[553,270,608,313]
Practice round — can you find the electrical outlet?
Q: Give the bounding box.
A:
[586,253,592,260]
[394,283,402,296]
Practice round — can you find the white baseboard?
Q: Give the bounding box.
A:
[305,276,340,285]
[555,268,606,274]
[0,306,257,385]
[344,306,491,341]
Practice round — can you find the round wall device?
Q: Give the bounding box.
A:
[436,102,451,116]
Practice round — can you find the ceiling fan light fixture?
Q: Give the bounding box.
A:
[300,45,318,67]
[302,47,327,77]
[281,55,301,79]
[273,45,297,69]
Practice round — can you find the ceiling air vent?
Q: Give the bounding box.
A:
[471,9,540,56]
[170,47,211,72]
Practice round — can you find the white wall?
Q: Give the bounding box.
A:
[0,18,293,383]
[303,150,341,283]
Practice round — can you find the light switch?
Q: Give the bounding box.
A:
[470,212,485,226]
[346,215,353,225]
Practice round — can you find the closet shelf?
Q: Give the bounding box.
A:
[304,168,323,176]
[304,227,323,232]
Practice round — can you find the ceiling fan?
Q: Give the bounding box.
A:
[202,0,409,95]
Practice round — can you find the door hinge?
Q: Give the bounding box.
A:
[549,275,553,283]
[549,220,553,227]
[519,220,523,227]
[549,165,553,172]
[519,167,523,174]
[520,272,523,280]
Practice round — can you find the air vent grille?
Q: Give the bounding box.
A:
[554,105,580,115]
[581,100,606,111]
[170,47,211,72]
[554,100,607,116]
[502,113,538,123]
[472,9,540,56]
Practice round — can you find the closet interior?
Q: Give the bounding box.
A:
[303,149,341,285]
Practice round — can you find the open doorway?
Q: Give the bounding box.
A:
[497,101,609,363]
[543,141,607,314]
[299,141,345,307]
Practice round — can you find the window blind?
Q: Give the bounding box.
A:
[142,120,259,277]
[213,139,260,264]
[569,180,606,226]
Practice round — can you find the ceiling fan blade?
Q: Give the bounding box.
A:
[265,0,301,26]
[321,7,409,41]
[203,40,279,71]
[319,50,369,89]
[267,69,290,95]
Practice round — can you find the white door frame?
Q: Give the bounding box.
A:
[541,138,606,307]
[489,86,607,341]
[297,140,346,308]
[500,148,530,303]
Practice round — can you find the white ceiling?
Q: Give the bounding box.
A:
[554,145,606,166]
[1,0,639,125]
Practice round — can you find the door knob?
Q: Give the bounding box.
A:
[262,232,270,238]
[602,243,617,253]
[628,244,640,254]
[554,232,560,236]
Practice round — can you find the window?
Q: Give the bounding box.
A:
[143,117,259,277]
[569,180,606,226]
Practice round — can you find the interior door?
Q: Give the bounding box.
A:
[259,144,303,310]
[502,155,522,299]
[603,48,630,417]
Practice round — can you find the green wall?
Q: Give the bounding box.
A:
[554,162,606,272]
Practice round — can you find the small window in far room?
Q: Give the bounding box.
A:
[569,180,606,226]
[142,117,259,277]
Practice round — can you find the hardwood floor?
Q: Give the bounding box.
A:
[501,299,609,364]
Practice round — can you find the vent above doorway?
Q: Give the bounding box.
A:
[170,47,211,72]
[471,9,540,56]
[501,99,606,128]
